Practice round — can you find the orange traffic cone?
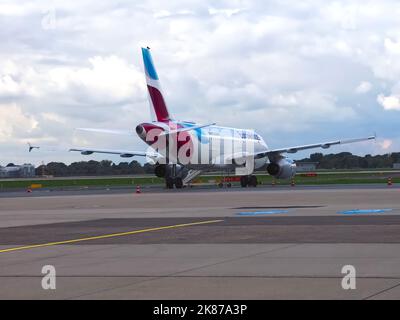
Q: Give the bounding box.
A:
[291,178,295,187]
[136,185,141,193]
[388,177,392,186]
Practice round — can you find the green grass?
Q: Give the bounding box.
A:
[0,177,164,189]
[201,173,399,186]
[254,172,400,185]
[0,171,399,190]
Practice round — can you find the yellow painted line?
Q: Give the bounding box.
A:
[0,219,223,254]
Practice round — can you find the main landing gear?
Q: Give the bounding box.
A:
[166,177,183,189]
[165,164,184,189]
[240,175,258,188]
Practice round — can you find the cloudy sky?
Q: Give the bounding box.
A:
[0,0,399,166]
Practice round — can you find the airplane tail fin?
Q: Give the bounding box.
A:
[141,47,171,122]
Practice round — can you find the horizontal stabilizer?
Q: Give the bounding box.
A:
[76,128,135,136]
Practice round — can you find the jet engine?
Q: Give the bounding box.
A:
[154,164,166,178]
[266,157,296,179]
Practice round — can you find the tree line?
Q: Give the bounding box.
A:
[35,160,155,177]
[25,152,400,177]
[296,152,400,169]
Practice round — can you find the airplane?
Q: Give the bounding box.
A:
[30,47,376,189]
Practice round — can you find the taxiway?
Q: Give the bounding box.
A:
[0,186,399,299]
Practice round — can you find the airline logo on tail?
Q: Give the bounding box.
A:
[142,47,170,122]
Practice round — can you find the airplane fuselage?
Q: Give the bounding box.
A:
[136,120,269,170]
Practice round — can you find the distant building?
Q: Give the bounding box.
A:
[295,162,318,172]
[394,163,400,170]
[0,164,35,178]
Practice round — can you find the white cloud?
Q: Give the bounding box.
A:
[355,81,372,94]
[0,55,145,109]
[0,103,38,142]
[208,7,244,17]
[0,3,37,16]
[41,112,67,124]
[377,94,400,110]
[1,0,400,164]
[154,10,172,19]
[0,75,20,96]
[379,139,393,150]
[47,55,145,104]
[384,38,400,55]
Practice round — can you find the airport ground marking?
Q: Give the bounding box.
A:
[339,209,393,215]
[237,210,289,216]
[0,219,224,254]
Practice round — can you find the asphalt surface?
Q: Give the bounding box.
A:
[0,182,399,198]
[1,185,400,299]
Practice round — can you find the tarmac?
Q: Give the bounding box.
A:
[0,184,400,299]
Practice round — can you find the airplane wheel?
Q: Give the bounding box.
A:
[166,177,174,189]
[249,175,257,187]
[175,177,183,189]
[240,176,248,188]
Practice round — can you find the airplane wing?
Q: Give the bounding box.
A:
[28,143,161,159]
[68,147,161,158]
[223,135,376,162]
[252,135,376,159]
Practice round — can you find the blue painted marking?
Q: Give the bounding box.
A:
[237,210,288,216]
[194,127,208,144]
[339,209,393,215]
[180,122,209,144]
[142,48,159,80]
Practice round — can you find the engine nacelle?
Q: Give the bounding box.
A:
[154,164,166,178]
[267,158,296,179]
[136,122,164,142]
